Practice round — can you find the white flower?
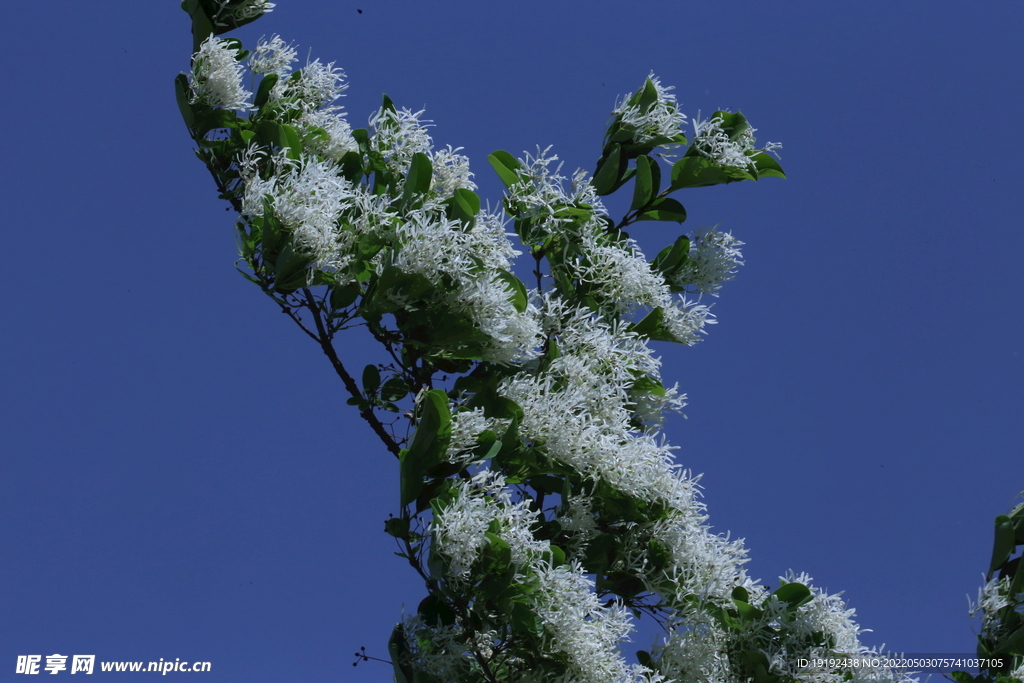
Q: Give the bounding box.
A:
[575,226,671,314]
[297,108,357,161]
[691,111,781,172]
[249,35,297,76]
[444,408,505,465]
[654,615,732,683]
[239,148,356,274]
[529,560,659,683]
[400,616,477,681]
[499,303,701,508]
[386,210,541,362]
[188,36,252,110]
[370,107,434,177]
[662,298,715,345]
[430,145,476,198]
[432,472,502,576]
[433,470,546,576]
[288,59,348,110]
[613,73,687,146]
[970,573,1017,645]
[559,495,599,552]
[675,226,745,296]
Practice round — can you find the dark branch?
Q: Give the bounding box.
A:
[300,287,402,459]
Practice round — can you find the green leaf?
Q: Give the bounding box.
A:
[494,270,528,313]
[636,197,687,223]
[636,651,654,670]
[272,244,312,292]
[259,199,282,258]
[337,150,363,183]
[652,235,690,275]
[381,377,410,402]
[592,143,623,196]
[280,124,301,160]
[351,128,370,153]
[254,120,281,149]
[510,602,538,636]
[417,594,457,628]
[362,365,381,394]
[630,155,655,211]
[629,307,677,343]
[671,156,735,189]
[995,623,1024,655]
[388,624,412,683]
[381,93,396,113]
[1006,556,1024,601]
[183,0,215,54]
[608,121,637,144]
[732,598,762,622]
[949,671,975,683]
[193,107,243,136]
[402,152,433,207]
[774,582,812,608]
[709,110,752,141]
[751,151,786,179]
[636,77,659,113]
[400,390,452,507]
[330,283,360,310]
[991,515,1017,574]
[253,73,279,108]
[362,266,434,315]
[384,517,409,538]
[488,150,522,188]
[174,74,195,129]
[448,188,481,225]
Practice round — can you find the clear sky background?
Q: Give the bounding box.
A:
[1,1,1022,681]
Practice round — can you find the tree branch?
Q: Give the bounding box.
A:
[300,287,402,459]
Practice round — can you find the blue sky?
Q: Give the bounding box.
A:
[1,1,1022,681]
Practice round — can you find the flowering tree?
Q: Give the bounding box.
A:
[175,2,1024,682]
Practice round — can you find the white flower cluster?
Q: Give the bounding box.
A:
[389,211,542,362]
[248,34,296,75]
[656,572,916,683]
[613,74,687,146]
[430,145,477,200]
[432,470,663,683]
[400,617,484,682]
[970,573,1020,652]
[500,302,693,508]
[507,147,717,346]
[189,36,252,110]
[972,575,1013,621]
[572,223,717,345]
[240,148,356,273]
[442,408,505,465]
[369,107,436,177]
[674,226,745,296]
[249,36,356,160]
[759,573,914,683]
[225,37,542,360]
[433,469,549,576]
[692,112,781,172]
[507,147,604,234]
[284,58,349,110]
[654,614,731,683]
[531,560,664,683]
